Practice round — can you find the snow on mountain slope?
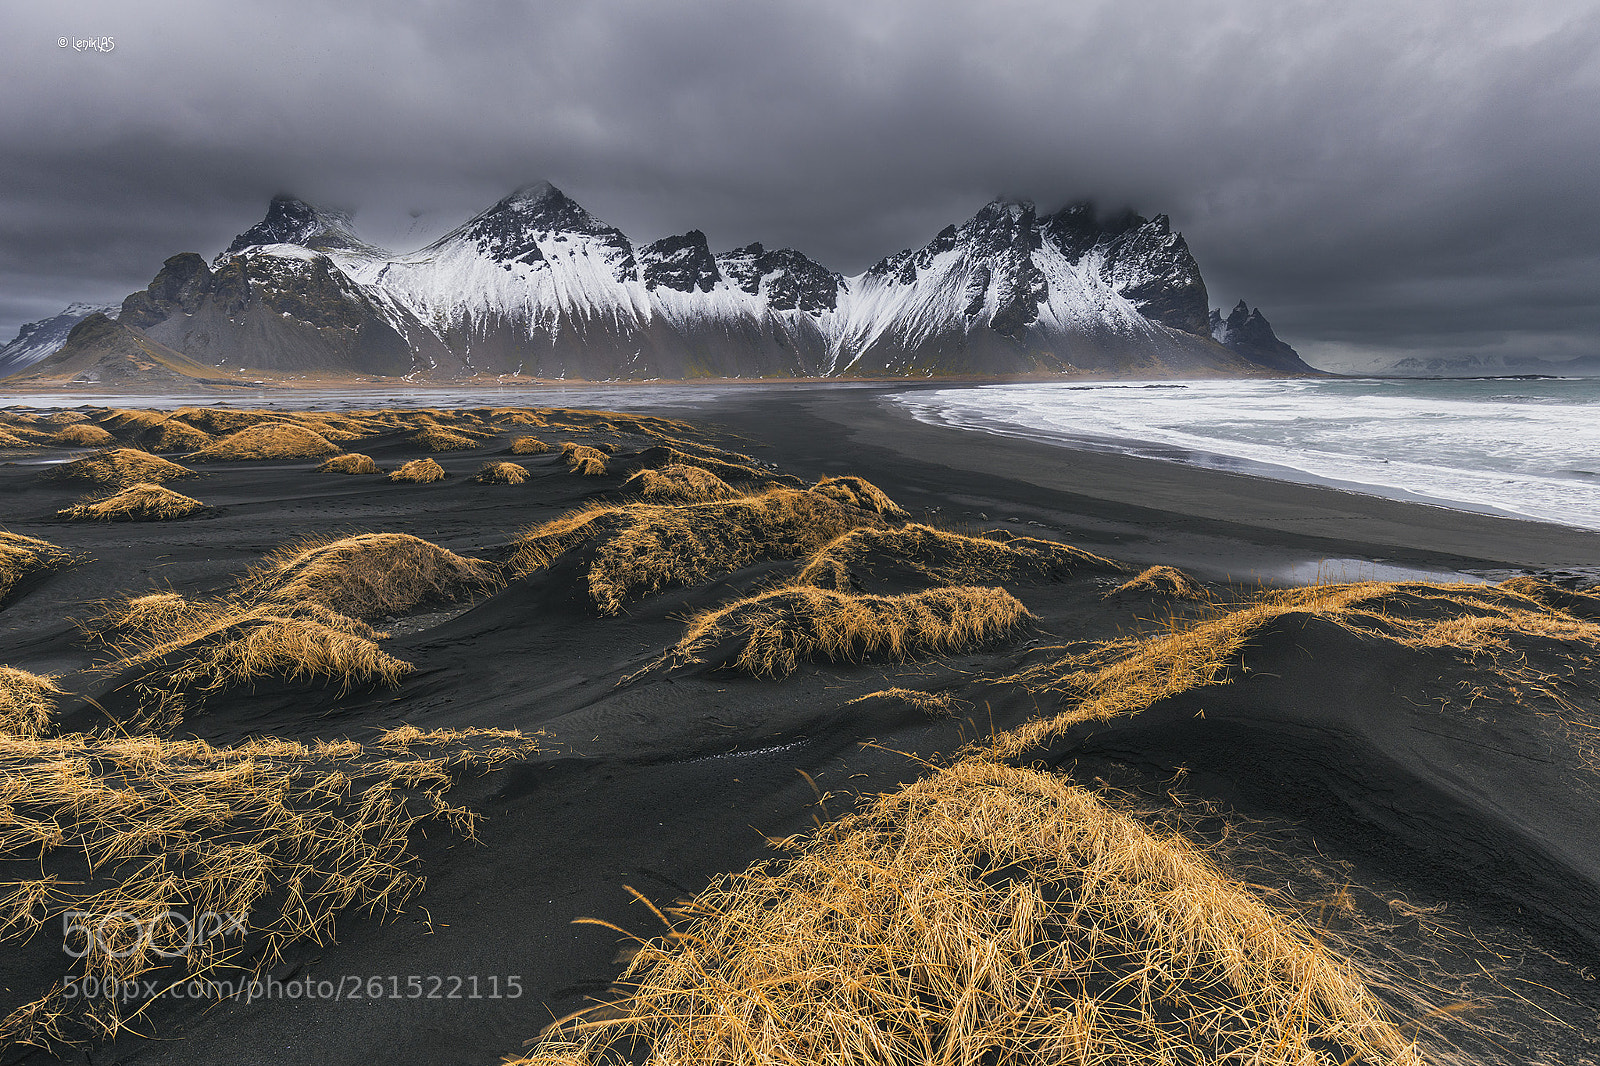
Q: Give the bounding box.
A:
[102,182,1302,380]
[0,302,119,379]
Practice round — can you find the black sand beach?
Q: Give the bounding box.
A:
[2,386,1599,1065]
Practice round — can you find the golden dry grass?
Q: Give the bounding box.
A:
[140,418,213,453]
[990,580,1600,759]
[315,452,381,475]
[510,435,552,455]
[389,457,446,483]
[52,424,116,448]
[0,532,77,606]
[412,425,481,452]
[511,489,878,614]
[623,445,772,484]
[560,442,610,476]
[88,595,409,732]
[0,726,541,1048]
[0,667,60,737]
[653,585,1033,678]
[0,429,32,449]
[57,483,205,522]
[40,448,196,488]
[518,759,1419,1066]
[796,523,1123,592]
[846,686,968,716]
[185,422,339,461]
[241,533,499,619]
[93,409,169,436]
[809,475,911,519]
[475,461,530,485]
[1110,566,1207,600]
[618,464,739,503]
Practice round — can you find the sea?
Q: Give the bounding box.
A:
[888,377,1600,532]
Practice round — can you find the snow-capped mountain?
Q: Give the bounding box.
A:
[27,183,1312,382]
[0,302,119,378]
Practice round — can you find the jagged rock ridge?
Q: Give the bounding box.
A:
[14,184,1315,383]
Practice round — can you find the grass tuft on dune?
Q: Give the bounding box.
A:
[412,425,481,452]
[52,424,116,448]
[1110,565,1208,599]
[474,461,530,485]
[57,483,205,522]
[41,447,196,488]
[808,474,910,519]
[140,418,213,453]
[560,443,610,476]
[510,435,552,455]
[654,584,1032,678]
[389,457,446,483]
[991,579,1600,759]
[243,532,500,619]
[511,488,877,614]
[316,452,381,475]
[797,523,1122,592]
[185,422,338,461]
[0,532,78,606]
[519,759,1419,1066]
[618,464,739,503]
[621,445,772,484]
[0,667,60,737]
[0,727,541,1049]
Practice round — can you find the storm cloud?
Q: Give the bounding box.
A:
[4,0,1598,370]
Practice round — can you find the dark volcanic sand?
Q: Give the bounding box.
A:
[2,385,1598,1066]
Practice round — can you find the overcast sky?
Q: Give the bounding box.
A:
[4,0,1598,370]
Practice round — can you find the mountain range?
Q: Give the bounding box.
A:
[3,183,1312,385]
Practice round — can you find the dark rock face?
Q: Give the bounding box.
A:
[456,182,636,280]
[715,244,841,313]
[221,195,367,259]
[119,253,214,328]
[1040,206,1210,335]
[639,231,721,293]
[965,202,1047,338]
[1210,300,1314,373]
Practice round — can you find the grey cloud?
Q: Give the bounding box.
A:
[4,0,1598,370]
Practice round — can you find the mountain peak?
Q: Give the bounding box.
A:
[221,195,362,260]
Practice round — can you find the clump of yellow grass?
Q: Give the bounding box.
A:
[57,483,205,522]
[242,533,499,619]
[315,452,381,475]
[41,447,196,488]
[90,596,411,731]
[0,726,541,1048]
[412,425,481,451]
[0,428,33,449]
[560,442,610,476]
[623,444,772,484]
[809,474,910,519]
[990,579,1600,759]
[185,422,338,461]
[510,489,877,614]
[1499,575,1600,620]
[52,424,115,448]
[1110,565,1207,600]
[651,584,1031,678]
[140,418,212,453]
[846,686,967,716]
[0,532,77,605]
[797,523,1122,592]
[93,409,168,436]
[510,435,552,455]
[475,461,530,485]
[0,667,60,736]
[518,759,1419,1066]
[389,457,446,483]
[618,464,738,503]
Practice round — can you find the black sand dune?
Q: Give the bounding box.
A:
[1,388,1598,1065]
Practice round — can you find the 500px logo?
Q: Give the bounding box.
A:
[59,35,115,52]
[62,910,248,959]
